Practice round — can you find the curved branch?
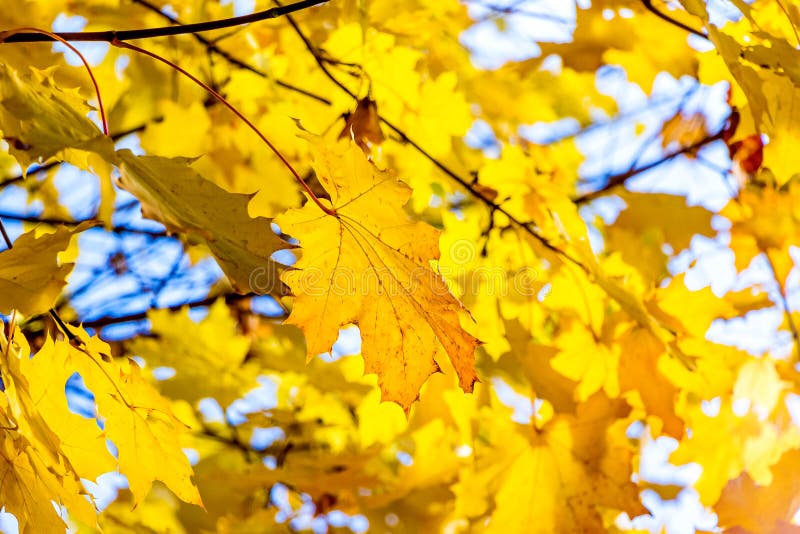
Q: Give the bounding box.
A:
[0,0,327,43]
[0,211,167,236]
[278,3,587,270]
[573,130,724,204]
[129,0,331,105]
[112,39,336,216]
[78,292,278,329]
[641,0,708,40]
[0,27,109,134]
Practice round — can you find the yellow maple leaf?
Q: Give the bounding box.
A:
[17,337,116,480]
[0,431,97,533]
[0,226,83,316]
[0,328,102,532]
[541,3,698,90]
[617,326,684,438]
[607,192,715,282]
[0,64,114,170]
[502,318,578,414]
[672,397,800,505]
[484,393,646,533]
[99,360,203,506]
[275,140,479,411]
[40,333,203,507]
[117,149,289,296]
[130,301,258,406]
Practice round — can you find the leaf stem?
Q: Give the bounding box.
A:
[0,0,328,43]
[0,27,109,135]
[111,39,336,216]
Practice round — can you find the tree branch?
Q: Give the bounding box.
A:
[78,292,282,329]
[128,0,331,105]
[573,130,724,204]
[278,3,588,271]
[0,211,167,237]
[0,0,328,43]
[0,123,151,188]
[641,0,708,40]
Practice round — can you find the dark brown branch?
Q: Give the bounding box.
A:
[641,0,708,40]
[573,130,724,204]
[278,3,587,270]
[79,292,280,329]
[0,161,58,188]
[0,0,328,43]
[0,123,149,188]
[0,216,11,249]
[0,212,167,237]
[129,0,331,105]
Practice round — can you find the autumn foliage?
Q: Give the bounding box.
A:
[0,0,798,532]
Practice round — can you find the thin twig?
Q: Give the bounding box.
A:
[641,0,708,39]
[278,3,587,269]
[0,212,167,236]
[79,292,276,329]
[0,218,11,250]
[129,0,331,105]
[573,129,724,204]
[112,39,336,216]
[0,0,328,43]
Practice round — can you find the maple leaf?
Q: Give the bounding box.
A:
[117,149,289,296]
[275,139,479,410]
[0,225,83,316]
[606,192,715,282]
[0,64,114,169]
[338,96,385,152]
[617,326,684,438]
[98,360,203,506]
[481,393,647,533]
[0,329,102,532]
[129,301,258,406]
[671,396,800,506]
[36,332,203,506]
[501,318,578,414]
[15,336,116,480]
[540,2,698,89]
[0,431,97,533]
[715,449,800,533]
